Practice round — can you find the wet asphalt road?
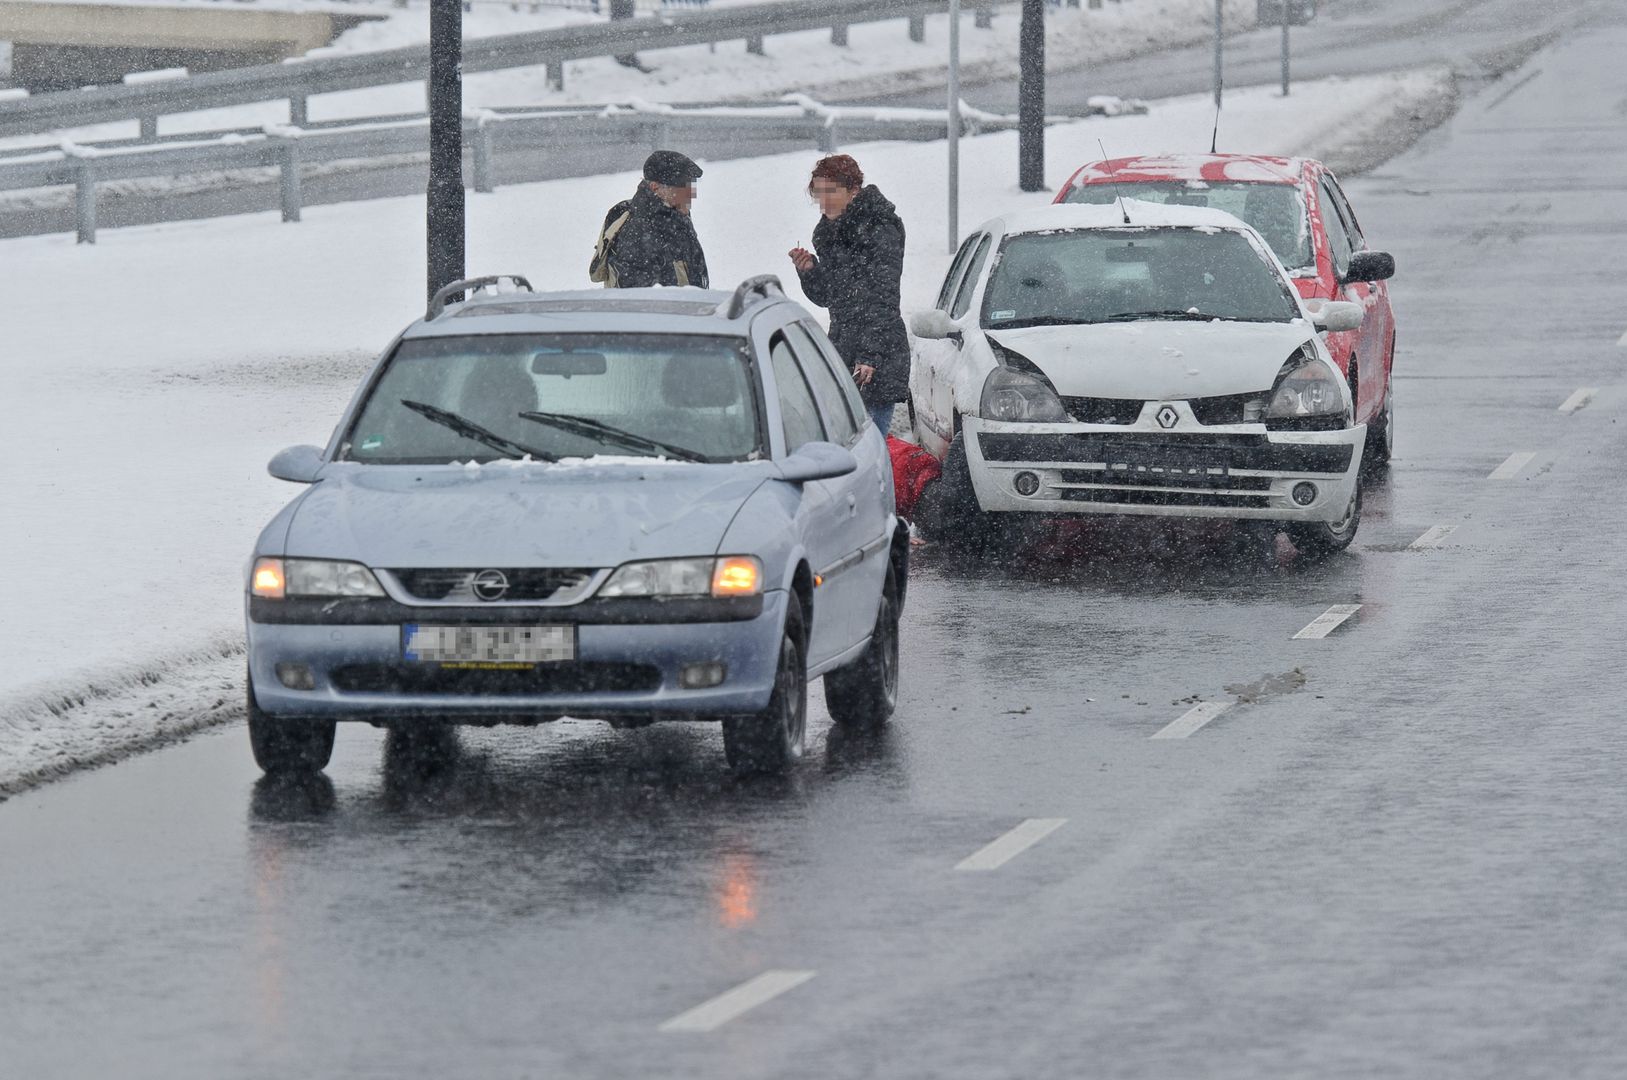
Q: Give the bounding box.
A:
[0,0,1572,240]
[5,8,1627,1078]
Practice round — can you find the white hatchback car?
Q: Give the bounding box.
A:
[909,202,1368,554]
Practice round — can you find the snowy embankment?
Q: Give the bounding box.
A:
[1,0,1256,150]
[0,68,1451,797]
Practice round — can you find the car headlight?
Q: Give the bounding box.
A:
[251,557,385,599]
[1265,352,1351,431]
[980,366,1069,423]
[599,556,763,599]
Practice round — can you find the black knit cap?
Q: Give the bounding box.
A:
[643,150,704,186]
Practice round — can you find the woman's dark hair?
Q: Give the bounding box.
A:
[809,154,864,193]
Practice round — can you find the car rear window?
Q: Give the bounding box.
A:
[342,333,762,465]
[1062,180,1312,271]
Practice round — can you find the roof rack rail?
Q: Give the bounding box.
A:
[426,274,535,321]
[724,274,785,319]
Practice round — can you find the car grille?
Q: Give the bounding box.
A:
[1055,468,1274,510]
[1062,396,1143,425]
[390,568,596,603]
[330,662,661,695]
[978,432,1354,474]
[1058,469,1273,491]
[1058,488,1273,509]
[1188,392,1265,426]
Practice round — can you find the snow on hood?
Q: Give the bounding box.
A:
[988,320,1317,401]
[282,461,775,568]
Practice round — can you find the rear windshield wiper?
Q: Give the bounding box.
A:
[518,411,708,463]
[400,399,558,462]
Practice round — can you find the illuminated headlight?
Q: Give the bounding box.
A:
[599,556,763,599]
[251,557,385,599]
[980,366,1069,423]
[1266,354,1350,428]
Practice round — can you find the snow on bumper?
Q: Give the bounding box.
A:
[962,416,1366,522]
[247,591,787,721]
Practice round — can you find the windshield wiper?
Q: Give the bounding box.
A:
[518,411,708,463]
[400,399,557,462]
[1103,310,1251,323]
[987,315,1088,330]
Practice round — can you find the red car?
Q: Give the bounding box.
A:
[1055,154,1397,467]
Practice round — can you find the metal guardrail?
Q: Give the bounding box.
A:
[0,0,1000,139]
[0,98,1035,243]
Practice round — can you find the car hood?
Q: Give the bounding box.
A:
[987,321,1316,400]
[281,460,775,568]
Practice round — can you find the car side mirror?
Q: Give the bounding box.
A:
[779,441,859,484]
[910,309,962,343]
[268,444,325,484]
[1341,250,1396,284]
[1312,301,1365,334]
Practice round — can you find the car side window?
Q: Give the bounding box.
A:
[936,234,981,311]
[1324,174,1365,246]
[785,323,858,446]
[951,234,993,319]
[1318,178,1355,279]
[798,320,867,429]
[769,332,827,453]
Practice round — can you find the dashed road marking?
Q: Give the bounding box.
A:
[1409,524,1458,550]
[1488,452,1536,480]
[1151,701,1231,740]
[955,818,1067,871]
[659,971,817,1033]
[1294,604,1362,640]
[1559,388,1598,414]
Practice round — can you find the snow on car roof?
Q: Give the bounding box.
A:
[405,287,752,338]
[1070,154,1306,186]
[993,200,1256,236]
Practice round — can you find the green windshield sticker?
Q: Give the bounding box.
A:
[360,436,384,451]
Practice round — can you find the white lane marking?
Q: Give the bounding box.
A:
[659,971,817,1033]
[1409,524,1458,550]
[955,818,1067,871]
[1294,604,1363,640]
[1558,388,1598,414]
[1488,451,1536,480]
[1151,701,1231,740]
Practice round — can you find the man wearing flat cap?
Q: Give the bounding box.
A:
[590,150,710,289]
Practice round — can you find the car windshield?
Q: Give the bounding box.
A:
[1061,181,1313,270]
[981,226,1302,330]
[342,333,762,465]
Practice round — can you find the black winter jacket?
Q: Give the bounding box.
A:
[796,185,910,406]
[603,185,709,289]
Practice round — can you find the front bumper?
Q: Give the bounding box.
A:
[247,590,787,721]
[963,414,1365,522]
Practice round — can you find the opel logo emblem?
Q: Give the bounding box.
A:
[471,569,509,601]
[1156,405,1180,430]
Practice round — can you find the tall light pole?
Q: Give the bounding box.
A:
[947,0,961,253]
[1213,0,1224,111]
[1018,0,1044,192]
[1281,1,1292,96]
[426,0,465,302]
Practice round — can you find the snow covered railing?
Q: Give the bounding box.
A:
[0,0,1008,141]
[0,95,1065,243]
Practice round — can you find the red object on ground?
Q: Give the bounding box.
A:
[888,435,941,518]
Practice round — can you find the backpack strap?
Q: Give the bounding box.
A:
[589,201,635,285]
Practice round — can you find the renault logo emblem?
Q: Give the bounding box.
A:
[471,569,510,601]
[1156,405,1180,429]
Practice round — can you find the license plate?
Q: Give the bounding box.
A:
[403,624,575,666]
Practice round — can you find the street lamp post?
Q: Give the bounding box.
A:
[948,0,960,253]
[1018,0,1044,192]
[1281,1,1292,96]
[426,0,465,303]
[1213,0,1223,111]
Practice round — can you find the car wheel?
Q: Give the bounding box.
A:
[247,666,336,774]
[1284,484,1362,556]
[722,594,807,776]
[927,429,999,554]
[823,566,901,731]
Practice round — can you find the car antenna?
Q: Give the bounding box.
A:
[1098,139,1132,225]
[1209,84,1222,154]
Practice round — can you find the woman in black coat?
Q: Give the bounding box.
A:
[788,155,909,435]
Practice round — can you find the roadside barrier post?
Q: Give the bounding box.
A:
[278,140,302,222]
[74,161,96,245]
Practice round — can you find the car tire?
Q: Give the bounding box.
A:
[722,594,807,776]
[824,566,901,731]
[927,429,999,554]
[1284,483,1362,556]
[1366,364,1395,471]
[247,667,336,774]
